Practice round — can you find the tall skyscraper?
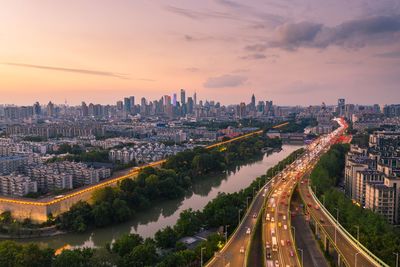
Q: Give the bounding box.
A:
[47,101,55,117]
[81,102,88,117]
[180,89,186,105]
[124,97,131,112]
[187,97,194,114]
[338,98,345,116]
[251,94,256,109]
[129,96,135,111]
[193,92,197,107]
[33,102,41,116]
[173,93,177,106]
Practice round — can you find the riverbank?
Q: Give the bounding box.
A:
[13,145,302,248]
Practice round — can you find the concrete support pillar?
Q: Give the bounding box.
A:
[324,235,330,255]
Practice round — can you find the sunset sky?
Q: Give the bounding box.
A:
[1,0,400,106]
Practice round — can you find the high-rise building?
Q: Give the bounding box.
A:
[251,94,256,109]
[81,102,88,117]
[124,97,131,112]
[338,98,345,116]
[47,101,55,117]
[187,97,194,114]
[33,102,41,116]
[193,92,197,107]
[129,96,135,113]
[116,101,123,111]
[173,93,177,106]
[180,89,186,105]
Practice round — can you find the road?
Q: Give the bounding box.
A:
[291,192,329,267]
[206,180,271,267]
[264,154,309,267]
[296,118,382,267]
[298,177,378,267]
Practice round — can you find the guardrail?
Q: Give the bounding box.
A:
[308,186,389,267]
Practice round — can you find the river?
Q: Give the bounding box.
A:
[22,144,302,249]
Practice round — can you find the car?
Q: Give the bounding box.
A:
[307,203,312,207]
[283,215,286,220]
[280,240,285,246]
[307,194,311,198]
[289,250,294,257]
[286,240,291,245]
[266,241,270,249]
[278,222,282,227]
[240,246,245,253]
[320,218,325,223]
[266,252,271,259]
[314,205,320,210]
[283,224,287,230]
[275,260,279,267]
[301,181,304,184]
[246,227,251,234]
[253,213,257,218]
[262,193,266,197]
[271,217,275,222]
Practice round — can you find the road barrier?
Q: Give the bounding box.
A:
[308,186,389,267]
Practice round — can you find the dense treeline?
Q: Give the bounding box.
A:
[0,147,304,267]
[56,135,282,232]
[310,144,400,266]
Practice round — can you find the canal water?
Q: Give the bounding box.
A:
[23,144,302,249]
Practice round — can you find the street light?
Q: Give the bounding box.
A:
[225,225,230,244]
[201,247,206,267]
[334,207,339,245]
[354,225,360,241]
[393,252,399,267]
[355,252,360,267]
[298,248,304,267]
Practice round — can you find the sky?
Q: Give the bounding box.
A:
[1,0,400,106]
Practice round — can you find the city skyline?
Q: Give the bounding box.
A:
[1,0,400,106]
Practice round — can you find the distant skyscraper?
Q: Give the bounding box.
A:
[81,102,88,117]
[33,102,41,116]
[173,93,177,106]
[180,89,186,105]
[338,98,345,116]
[124,97,131,112]
[47,101,55,117]
[187,97,194,114]
[251,94,256,109]
[129,96,135,111]
[116,101,123,111]
[193,92,197,107]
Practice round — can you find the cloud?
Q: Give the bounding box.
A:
[269,15,400,50]
[245,43,269,52]
[164,5,237,21]
[204,74,247,88]
[374,50,400,58]
[3,62,129,79]
[240,54,267,60]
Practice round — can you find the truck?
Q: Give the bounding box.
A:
[272,236,278,252]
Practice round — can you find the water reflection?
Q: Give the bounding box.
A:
[18,145,302,249]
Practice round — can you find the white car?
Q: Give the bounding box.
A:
[246,227,251,234]
[283,225,287,230]
[275,260,279,267]
[240,246,245,253]
[271,217,275,222]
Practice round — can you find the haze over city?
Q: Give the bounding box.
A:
[1,0,400,105]
[2,1,400,267]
